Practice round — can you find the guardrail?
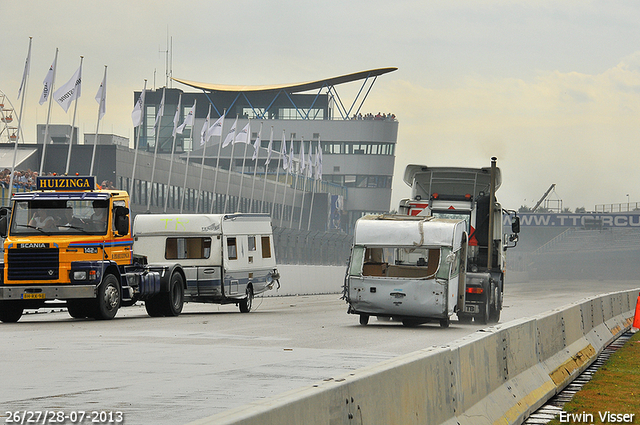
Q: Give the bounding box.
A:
[187,288,638,425]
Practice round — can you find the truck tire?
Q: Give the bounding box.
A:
[489,284,502,323]
[67,300,90,319]
[359,314,370,325]
[0,300,24,323]
[439,317,450,328]
[239,285,253,313]
[145,272,184,317]
[162,272,184,316]
[476,292,491,325]
[92,274,121,320]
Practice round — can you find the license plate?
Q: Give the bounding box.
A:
[464,305,478,313]
[22,293,45,300]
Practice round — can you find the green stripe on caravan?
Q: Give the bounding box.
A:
[36,176,96,191]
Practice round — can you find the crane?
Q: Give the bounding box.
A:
[532,184,556,212]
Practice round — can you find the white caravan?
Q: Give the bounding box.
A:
[345,214,467,327]
[133,213,280,312]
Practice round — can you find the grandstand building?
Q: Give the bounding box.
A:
[1,68,399,233]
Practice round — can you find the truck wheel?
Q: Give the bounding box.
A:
[489,285,502,323]
[239,285,253,313]
[0,301,24,323]
[162,272,184,316]
[145,272,184,317]
[476,298,490,325]
[439,317,450,328]
[67,300,90,319]
[359,314,369,325]
[93,274,121,320]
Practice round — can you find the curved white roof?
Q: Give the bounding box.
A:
[354,215,466,250]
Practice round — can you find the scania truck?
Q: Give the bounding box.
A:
[398,158,520,324]
[0,175,188,323]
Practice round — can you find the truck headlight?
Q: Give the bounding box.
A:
[73,271,87,280]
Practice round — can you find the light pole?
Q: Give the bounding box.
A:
[626,194,630,211]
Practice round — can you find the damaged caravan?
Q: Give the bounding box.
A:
[345,214,467,327]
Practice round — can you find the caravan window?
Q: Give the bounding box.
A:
[261,236,271,258]
[227,237,238,260]
[248,236,256,251]
[165,237,212,260]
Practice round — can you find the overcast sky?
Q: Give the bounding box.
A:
[3,0,640,212]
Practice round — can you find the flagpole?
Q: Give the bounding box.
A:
[210,110,226,213]
[65,56,83,175]
[270,129,284,217]
[297,139,309,230]
[307,141,319,231]
[9,37,32,194]
[180,99,196,213]
[261,126,275,213]
[147,87,165,212]
[39,48,58,176]
[250,122,263,213]
[237,120,251,212]
[223,116,239,213]
[195,104,211,213]
[279,136,292,227]
[164,93,181,212]
[129,80,147,198]
[90,65,107,176]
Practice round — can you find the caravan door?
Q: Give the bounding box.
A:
[223,235,241,296]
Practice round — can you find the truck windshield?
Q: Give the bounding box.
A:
[10,200,109,236]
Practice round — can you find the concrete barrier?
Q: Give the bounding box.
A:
[187,288,639,425]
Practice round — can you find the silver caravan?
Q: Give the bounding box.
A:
[133,213,280,313]
[345,215,467,327]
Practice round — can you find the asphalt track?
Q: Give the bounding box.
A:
[1,279,637,425]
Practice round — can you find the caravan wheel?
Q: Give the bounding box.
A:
[239,286,253,313]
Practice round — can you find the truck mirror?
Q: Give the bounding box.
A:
[511,216,520,234]
[0,207,9,238]
[0,216,6,238]
[114,206,129,236]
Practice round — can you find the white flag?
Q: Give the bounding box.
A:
[131,88,146,127]
[177,100,196,134]
[172,94,182,137]
[200,109,210,146]
[288,139,295,171]
[252,123,263,160]
[317,143,323,180]
[39,58,55,105]
[299,140,306,174]
[208,114,224,138]
[234,122,250,144]
[154,88,165,130]
[17,39,31,99]
[265,127,273,165]
[281,132,289,170]
[222,117,238,148]
[53,64,82,113]
[306,148,313,178]
[95,68,107,120]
